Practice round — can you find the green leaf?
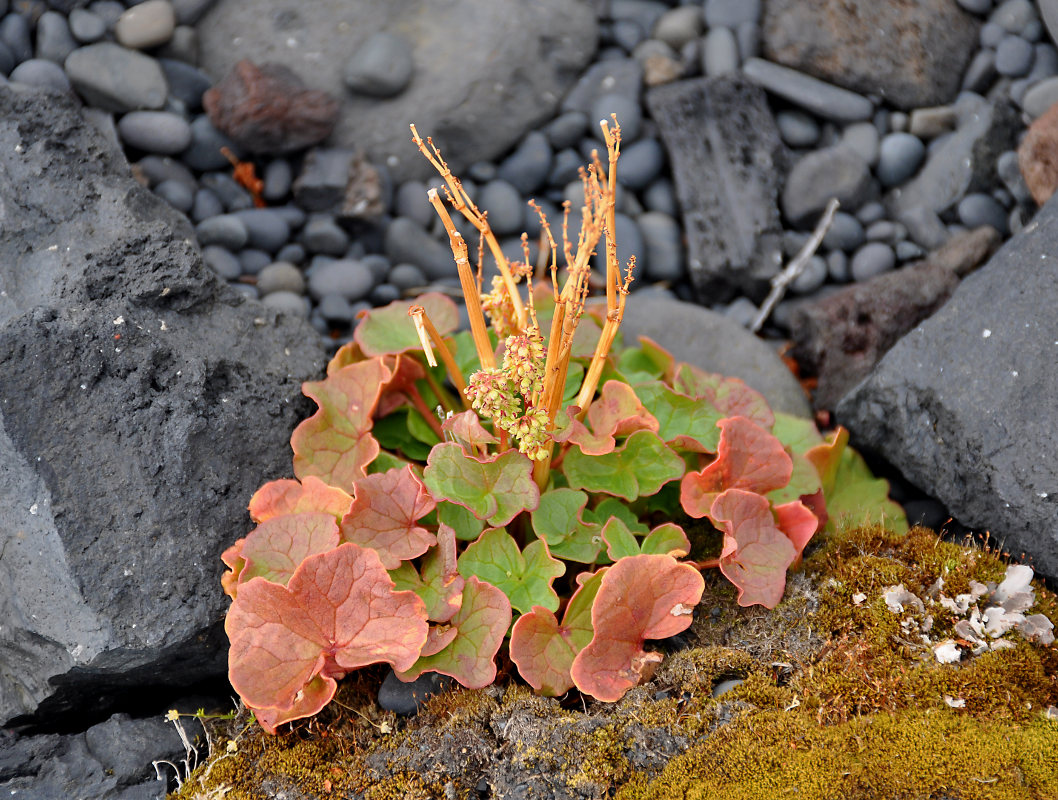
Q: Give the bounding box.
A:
[636,381,724,453]
[373,410,432,462]
[563,362,585,402]
[438,501,486,541]
[583,497,648,535]
[406,406,442,447]
[563,430,685,501]
[771,411,824,455]
[422,443,539,527]
[354,292,459,357]
[368,451,411,474]
[672,365,775,430]
[389,530,464,623]
[457,529,565,614]
[602,518,691,560]
[530,488,604,563]
[600,516,639,560]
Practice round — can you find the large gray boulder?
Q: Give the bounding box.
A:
[0,84,326,728]
[196,0,598,183]
[837,195,1058,581]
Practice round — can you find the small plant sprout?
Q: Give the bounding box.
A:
[219,118,907,733]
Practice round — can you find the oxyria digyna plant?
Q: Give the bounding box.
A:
[219,117,906,732]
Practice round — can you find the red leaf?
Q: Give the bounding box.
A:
[442,409,499,451]
[248,476,354,523]
[340,466,437,568]
[558,381,659,455]
[377,353,427,418]
[710,489,798,609]
[672,365,774,429]
[251,674,336,735]
[226,543,428,726]
[680,416,792,519]
[774,499,819,565]
[569,555,703,702]
[292,358,393,492]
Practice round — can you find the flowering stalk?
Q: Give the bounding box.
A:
[408,305,470,409]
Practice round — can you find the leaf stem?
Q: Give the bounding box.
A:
[405,385,445,441]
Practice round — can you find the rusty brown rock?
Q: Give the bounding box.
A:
[789,226,1001,411]
[203,60,339,155]
[1018,101,1058,207]
[762,0,979,110]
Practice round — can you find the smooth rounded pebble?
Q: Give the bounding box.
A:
[995,34,1034,76]
[991,0,1036,32]
[876,132,926,186]
[548,148,582,187]
[1020,75,1058,117]
[591,92,642,142]
[776,109,820,147]
[742,58,873,122]
[302,216,349,255]
[958,0,993,13]
[782,146,875,225]
[958,193,1009,232]
[856,201,887,225]
[69,9,107,42]
[239,249,271,275]
[643,178,678,216]
[841,122,880,166]
[195,214,248,250]
[318,293,355,324]
[704,0,761,27]
[36,11,78,63]
[822,212,866,252]
[370,283,401,306]
[262,158,293,202]
[653,5,702,50]
[114,0,175,49]
[0,41,15,77]
[393,180,435,229]
[139,154,194,190]
[546,111,589,149]
[190,188,223,223]
[361,254,393,284]
[477,180,525,237]
[202,245,241,280]
[117,111,192,154]
[980,21,1006,48]
[850,242,896,281]
[256,261,305,296]
[10,58,70,91]
[826,249,849,282]
[64,43,167,112]
[616,138,664,190]
[181,116,239,171]
[387,263,427,292]
[790,255,827,294]
[638,212,683,282]
[497,131,552,195]
[702,26,739,77]
[261,290,310,318]
[307,259,375,302]
[232,209,291,253]
[864,220,907,243]
[0,13,32,63]
[158,57,211,111]
[343,32,414,97]
[153,179,194,212]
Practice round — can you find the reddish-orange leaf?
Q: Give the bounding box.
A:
[340,466,437,569]
[248,476,354,523]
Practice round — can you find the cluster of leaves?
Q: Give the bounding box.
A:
[220,289,905,732]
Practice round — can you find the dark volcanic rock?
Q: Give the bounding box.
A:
[203,59,340,154]
[197,0,597,183]
[761,0,979,110]
[837,197,1058,581]
[0,84,326,728]
[646,75,787,304]
[791,226,1001,411]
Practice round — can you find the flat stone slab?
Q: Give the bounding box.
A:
[837,197,1058,580]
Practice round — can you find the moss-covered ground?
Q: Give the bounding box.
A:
[172,525,1058,799]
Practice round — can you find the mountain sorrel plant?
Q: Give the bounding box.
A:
[220,118,908,732]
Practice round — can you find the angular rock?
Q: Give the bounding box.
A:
[197,0,597,183]
[0,85,326,728]
[1018,101,1058,205]
[646,75,787,304]
[619,291,812,418]
[203,60,339,155]
[761,0,980,110]
[837,197,1058,580]
[791,226,1001,411]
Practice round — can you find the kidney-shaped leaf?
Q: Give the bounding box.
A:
[292,358,392,492]
[396,576,511,689]
[509,568,606,696]
[672,365,774,429]
[570,555,703,702]
[226,543,428,728]
[680,416,793,519]
[422,443,539,526]
[530,488,604,563]
[557,381,658,456]
[602,518,691,561]
[222,512,340,599]
[442,410,498,452]
[563,430,685,501]
[340,466,437,568]
[354,292,459,357]
[635,381,725,453]
[457,528,565,614]
[709,489,798,609]
[248,476,354,523]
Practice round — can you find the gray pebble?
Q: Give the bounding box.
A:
[158,57,211,111]
[980,21,1007,47]
[190,187,223,222]
[64,43,167,112]
[841,122,880,166]
[782,230,810,258]
[275,243,305,264]
[36,11,77,64]
[523,197,558,238]
[616,137,664,190]
[230,283,259,301]
[995,34,1034,76]
[876,132,926,187]
[653,5,702,50]
[591,92,642,142]
[114,0,175,49]
[907,106,956,139]
[0,13,31,64]
[594,212,645,275]
[1020,74,1058,117]
[156,25,197,65]
[302,215,349,256]
[736,21,759,62]
[776,109,820,147]
[996,149,1033,203]
[782,145,875,226]
[234,250,267,277]
[1024,18,1044,41]
[0,40,14,77]
[201,172,253,211]
[233,209,291,253]
[262,158,292,202]
[181,115,239,171]
[790,254,827,294]
[171,0,214,25]
[137,155,196,189]
[957,0,993,13]
[822,212,865,252]
[888,111,908,132]
[394,180,435,229]
[993,186,1014,208]
[742,57,873,122]
[88,1,127,31]
[961,49,996,92]
[343,32,414,97]
[826,249,849,282]
[388,263,426,292]
[704,0,760,27]
[702,26,738,77]
[642,178,678,216]
[1028,43,1058,82]
[957,192,1008,232]
[256,261,304,296]
[202,245,241,280]
[370,283,401,306]
[609,19,646,52]
[308,259,375,302]
[638,211,683,282]
[361,254,392,284]
[196,214,248,250]
[262,290,310,318]
[546,111,589,149]
[990,0,1035,32]
[10,58,70,91]
[721,297,759,329]
[850,242,895,281]
[547,148,583,187]
[272,205,306,231]
[855,201,886,225]
[319,293,355,324]
[478,179,525,236]
[498,131,552,195]
[898,205,950,250]
[895,241,926,261]
[118,111,192,155]
[864,220,907,243]
[153,178,193,212]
